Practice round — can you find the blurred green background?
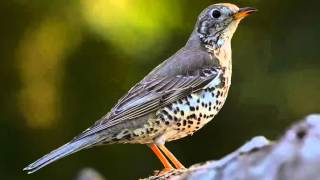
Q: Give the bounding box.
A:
[1,0,320,179]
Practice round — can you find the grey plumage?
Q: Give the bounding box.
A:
[23,135,97,174]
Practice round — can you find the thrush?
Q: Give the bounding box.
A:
[24,3,256,174]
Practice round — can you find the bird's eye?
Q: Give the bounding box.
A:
[211,10,221,18]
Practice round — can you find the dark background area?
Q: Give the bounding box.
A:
[1,0,320,179]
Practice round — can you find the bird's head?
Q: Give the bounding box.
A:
[195,3,257,49]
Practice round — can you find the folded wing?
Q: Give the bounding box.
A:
[75,66,221,140]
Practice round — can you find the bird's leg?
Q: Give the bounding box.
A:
[148,144,174,175]
[158,145,185,169]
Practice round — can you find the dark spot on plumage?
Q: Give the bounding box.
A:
[173,110,177,114]
[160,115,165,122]
[182,128,185,131]
[188,125,191,128]
[216,91,221,98]
[210,114,214,117]
[178,99,183,104]
[211,92,215,96]
[199,113,203,117]
[183,120,187,126]
[196,126,200,129]
[189,114,196,119]
[180,111,185,116]
[201,102,205,107]
[203,69,211,74]
[177,123,181,127]
[204,114,207,118]
[188,120,193,124]
[218,76,226,87]
[165,121,170,125]
[205,104,208,108]
[209,107,212,111]
[167,114,173,120]
[190,106,195,111]
[188,95,192,99]
[177,128,180,131]
[167,104,173,110]
[174,117,178,121]
[162,110,169,115]
[196,106,199,110]
[197,99,200,103]
[186,101,190,106]
[156,120,160,125]
[216,100,219,104]
[209,102,212,106]
[197,117,201,121]
[197,122,200,125]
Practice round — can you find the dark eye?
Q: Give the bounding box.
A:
[211,10,221,18]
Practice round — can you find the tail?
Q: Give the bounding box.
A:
[23,135,97,174]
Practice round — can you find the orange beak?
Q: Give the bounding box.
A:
[234,7,257,20]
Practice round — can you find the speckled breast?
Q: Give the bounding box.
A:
[154,69,231,142]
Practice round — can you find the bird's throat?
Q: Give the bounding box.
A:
[210,37,232,87]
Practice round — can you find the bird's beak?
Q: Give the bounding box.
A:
[233,7,257,20]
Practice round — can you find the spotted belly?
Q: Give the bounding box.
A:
[157,84,229,142]
[108,72,230,145]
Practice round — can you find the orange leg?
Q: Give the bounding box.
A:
[159,145,185,169]
[148,144,174,174]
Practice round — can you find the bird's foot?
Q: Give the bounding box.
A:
[154,167,175,176]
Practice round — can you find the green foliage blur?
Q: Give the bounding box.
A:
[1,0,320,179]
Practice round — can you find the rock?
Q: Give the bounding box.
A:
[143,114,320,180]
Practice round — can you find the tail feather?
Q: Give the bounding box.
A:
[23,136,96,174]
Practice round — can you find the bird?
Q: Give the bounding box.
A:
[24,3,256,174]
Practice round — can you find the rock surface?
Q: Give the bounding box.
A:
[142,114,320,180]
